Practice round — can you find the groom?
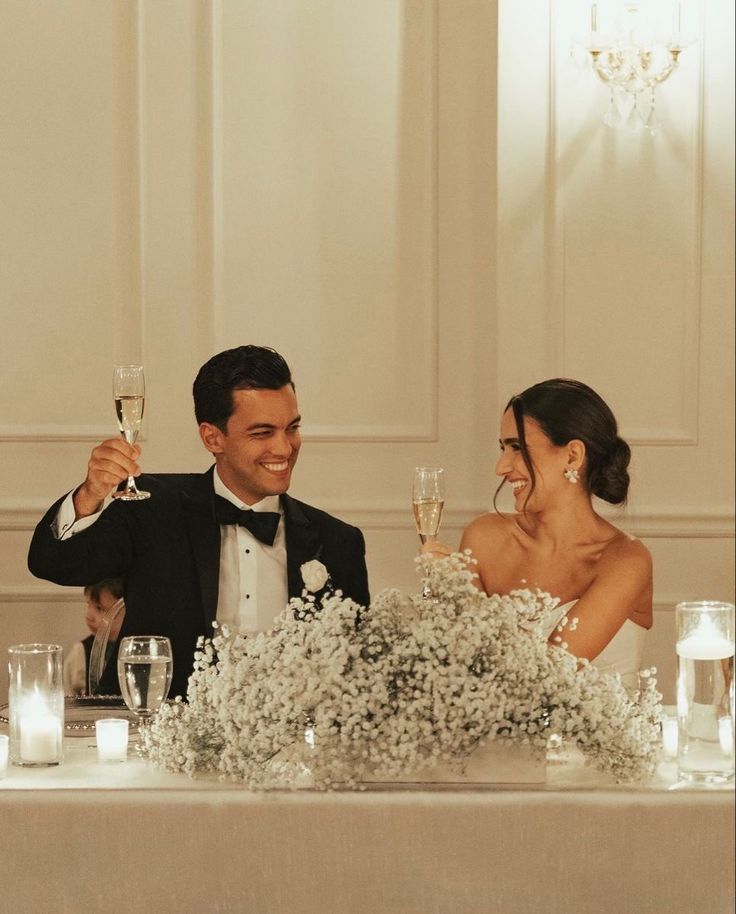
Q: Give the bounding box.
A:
[28,345,370,698]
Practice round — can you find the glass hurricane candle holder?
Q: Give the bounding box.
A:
[0,734,8,778]
[676,602,735,783]
[8,644,64,767]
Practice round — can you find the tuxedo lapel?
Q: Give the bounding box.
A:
[181,467,221,632]
[281,494,323,599]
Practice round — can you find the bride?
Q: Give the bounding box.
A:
[428,378,652,689]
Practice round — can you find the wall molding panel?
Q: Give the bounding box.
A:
[0,587,79,605]
[498,2,707,447]
[0,1,732,664]
[3,502,732,538]
[0,1,145,444]
[555,2,704,448]
[0,426,119,443]
[211,0,439,443]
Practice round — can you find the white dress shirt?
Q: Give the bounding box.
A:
[212,469,288,633]
[54,492,109,540]
[53,468,289,634]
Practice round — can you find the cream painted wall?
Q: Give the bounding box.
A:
[496,0,735,697]
[0,0,733,704]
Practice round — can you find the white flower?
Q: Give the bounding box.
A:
[300,559,329,593]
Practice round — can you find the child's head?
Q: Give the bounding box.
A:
[83,577,124,637]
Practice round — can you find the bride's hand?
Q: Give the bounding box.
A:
[419,541,453,559]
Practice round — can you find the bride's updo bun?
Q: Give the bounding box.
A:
[504,378,631,506]
[587,436,631,505]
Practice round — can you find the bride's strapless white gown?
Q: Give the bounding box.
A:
[544,600,647,691]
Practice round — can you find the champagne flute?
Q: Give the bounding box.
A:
[413,467,445,600]
[112,364,150,501]
[117,636,173,730]
[412,466,445,544]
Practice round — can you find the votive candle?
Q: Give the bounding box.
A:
[20,714,62,764]
[95,719,129,762]
[662,718,678,758]
[0,734,8,777]
[719,718,734,757]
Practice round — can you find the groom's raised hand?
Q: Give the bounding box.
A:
[73,438,141,519]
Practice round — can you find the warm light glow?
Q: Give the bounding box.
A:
[18,688,62,763]
[18,688,50,719]
[677,613,735,660]
[20,715,61,764]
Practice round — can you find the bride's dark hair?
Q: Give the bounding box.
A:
[494,378,631,511]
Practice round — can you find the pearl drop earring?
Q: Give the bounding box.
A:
[564,468,580,484]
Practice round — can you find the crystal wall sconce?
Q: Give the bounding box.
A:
[577,2,694,134]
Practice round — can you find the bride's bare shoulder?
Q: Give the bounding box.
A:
[600,528,653,575]
[461,512,517,553]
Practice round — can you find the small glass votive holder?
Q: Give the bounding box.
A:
[661,706,678,759]
[95,719,129,762]
[0,734,9,778]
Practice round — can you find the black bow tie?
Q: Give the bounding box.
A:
[214,495,281,546]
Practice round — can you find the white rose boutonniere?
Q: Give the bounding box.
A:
[300,559,330,593]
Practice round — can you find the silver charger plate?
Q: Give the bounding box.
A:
[0,696,138,737]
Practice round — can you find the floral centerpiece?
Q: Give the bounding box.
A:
[142,554,662,789]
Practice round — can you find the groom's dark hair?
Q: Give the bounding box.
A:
[193,345,294,430]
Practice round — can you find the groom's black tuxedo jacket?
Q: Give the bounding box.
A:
[28,467,370,698]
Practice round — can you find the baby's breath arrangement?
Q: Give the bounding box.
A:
[142,554,662,788]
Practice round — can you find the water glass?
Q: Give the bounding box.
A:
[117,636,173,724]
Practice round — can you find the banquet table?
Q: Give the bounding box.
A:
[0,736,733,914]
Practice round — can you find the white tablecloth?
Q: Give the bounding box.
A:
[0,739,733,914]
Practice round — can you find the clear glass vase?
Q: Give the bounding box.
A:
[8,643,64,767]
[676,602,735,783]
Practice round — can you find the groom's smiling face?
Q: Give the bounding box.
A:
[199,385,302,505]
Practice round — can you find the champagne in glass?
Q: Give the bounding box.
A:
[117,636,173,725]
[412,466,445,544]
[413,467,445,600]
[112,364,151,500]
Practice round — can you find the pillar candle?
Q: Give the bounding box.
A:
[20,715,62,763]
